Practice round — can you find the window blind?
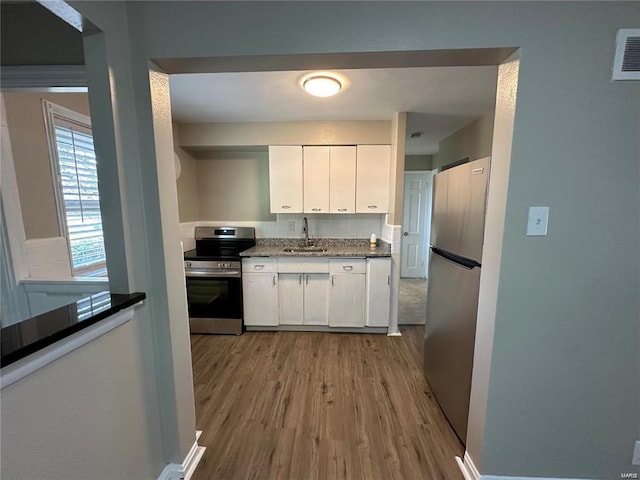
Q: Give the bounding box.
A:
[54,124,106,274]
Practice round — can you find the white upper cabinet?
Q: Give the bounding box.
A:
[269,144,390,214]
[329,146,356,213]
[303,146,330,213]
[356,145,390,213]
[269,146,303,213]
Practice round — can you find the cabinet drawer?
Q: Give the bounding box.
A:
[330,258,366,274]
[277,257,329,273]
[242,258,278,273]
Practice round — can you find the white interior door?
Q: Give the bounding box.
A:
[401,172,430,278]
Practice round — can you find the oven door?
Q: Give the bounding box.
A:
[185,270,243,334]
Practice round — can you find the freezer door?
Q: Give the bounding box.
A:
[459,157,490,262]
[430,157,490,262]
[430,166,454,251]
[423,249,481,443]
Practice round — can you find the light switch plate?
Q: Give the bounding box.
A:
[632,440,640,465]
[288,221,296,233]
[526,206,549,236]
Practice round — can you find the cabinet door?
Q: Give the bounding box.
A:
[329,274,366,327]
[329,146,356,213]
[303,146,330,213]
[303,273,329,325]
[243,273,279,326]
[279,273,304,325]
[269,146,303,213]
[366,258,391,327]
[356,145,390,213]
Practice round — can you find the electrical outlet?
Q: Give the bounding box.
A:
[632,440,640,465]
[288,221,296,233]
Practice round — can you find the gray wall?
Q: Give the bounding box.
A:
[3,92,91,239]
[194,151,274,222]
[432,113,495,170]
[48,2,639,479]
[405,154,433,171]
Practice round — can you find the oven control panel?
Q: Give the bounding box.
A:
[184,260,241,271]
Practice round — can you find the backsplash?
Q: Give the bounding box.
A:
[180,214,385,250]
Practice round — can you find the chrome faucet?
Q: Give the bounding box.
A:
[302,217,312,247]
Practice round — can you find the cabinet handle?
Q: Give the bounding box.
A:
[337,208,347,212]
[387,275,390,285]
[281,205,291,209]
[273,275,276,286]
[311,208,321,212]
[299,274,302,285]
[367,205,378,209]
[306,275,309,286]
[343,265,353,271]
[331,276,334,286]
[254,264,264,270]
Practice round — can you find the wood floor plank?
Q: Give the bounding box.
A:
[190,327,464,480]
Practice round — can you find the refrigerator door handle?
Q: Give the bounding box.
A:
[431,246,481,270]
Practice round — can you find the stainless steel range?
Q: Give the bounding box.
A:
[184,226,255,334]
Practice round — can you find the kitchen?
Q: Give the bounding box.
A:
[0,5,497,476]
[169,66,498,478]
[1,2,637,480]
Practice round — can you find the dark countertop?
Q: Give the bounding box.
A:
[239,238,391,258]
[1,291,145,368]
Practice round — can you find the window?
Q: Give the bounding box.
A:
[43,101,107,277]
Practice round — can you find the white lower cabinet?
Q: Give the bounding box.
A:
[278,259,329,326]
[303,274,329,325]
[242,272,279,326]
[365,257,391,327]
[278,274,304,325]
[244,256,389,330]
[328,259,366,328]
[279,272,329,325]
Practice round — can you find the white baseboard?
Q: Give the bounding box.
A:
[183,430,206,480]
[457,451,592,480]
[157,430,206,480]
[457,452,480,480]
[157,463,182,480]
[483,477,591,480]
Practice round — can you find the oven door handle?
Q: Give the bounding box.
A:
[185,270,241,278]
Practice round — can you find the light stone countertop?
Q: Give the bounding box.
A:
[240,238,391,258]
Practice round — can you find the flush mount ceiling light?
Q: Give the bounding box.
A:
[302,75,342,97]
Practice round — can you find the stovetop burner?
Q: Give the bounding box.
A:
[185,226,256,262]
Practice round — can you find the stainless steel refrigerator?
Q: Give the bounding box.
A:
[423,156,490,444]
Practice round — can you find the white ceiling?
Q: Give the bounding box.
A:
[169,66,497,155]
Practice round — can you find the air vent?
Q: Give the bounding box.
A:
[613,29,640,80]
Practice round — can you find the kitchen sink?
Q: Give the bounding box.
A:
[282,247,328,253]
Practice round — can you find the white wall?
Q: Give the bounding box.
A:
[180,214,384,250]
[0,314,164,480]
[177,120,391,147]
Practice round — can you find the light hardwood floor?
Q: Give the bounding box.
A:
[190,327,463,480]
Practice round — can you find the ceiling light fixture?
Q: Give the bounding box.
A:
[303,75,342,97]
